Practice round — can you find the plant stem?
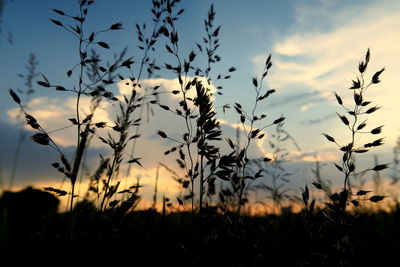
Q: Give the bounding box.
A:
[153,165,159,209]
[199,154,204,214]
[9,121,23,189]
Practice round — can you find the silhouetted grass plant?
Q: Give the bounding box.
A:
[224,55,285,214]
[390,134,400,184]
[9,0,131,212]
[9,53,39,190]
[250,122,300,213]
[316,49,387,215]
[6,1,392,219]
[5,1,400,266]
[156,3,239,214]
[299,49,389,265]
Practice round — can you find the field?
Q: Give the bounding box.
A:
[1,0,400,266]
[2,192,400,266]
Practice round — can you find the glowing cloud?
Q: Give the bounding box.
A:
[252,0,400,152]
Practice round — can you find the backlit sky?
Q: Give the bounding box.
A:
[1,0,400,209]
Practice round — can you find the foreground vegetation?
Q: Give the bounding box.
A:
[1,188,400,267]
[1,1,398,266]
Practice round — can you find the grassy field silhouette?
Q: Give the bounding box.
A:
[1,1,399,266]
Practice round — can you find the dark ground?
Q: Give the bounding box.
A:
[1,187,400,267]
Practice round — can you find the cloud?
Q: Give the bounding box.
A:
[300,113,336,125]
[251,0,400,155]
[7,96,114,147]
[5,76,216,149]
[5,76,279,205]
[264,91,323,110]
[274,40,304,56]
[221,121,270,158]
[268,0,400,97]
[0,120,106,189]
[295,149,339,163]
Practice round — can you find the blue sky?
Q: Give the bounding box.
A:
[1,0,400,209]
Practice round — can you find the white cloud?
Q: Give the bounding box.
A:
[6,76,217,148]
[7,96,114,147]
[225,121,270,157]
[252,0,400,151]
[269,0,400,94]
[6,76,273,206]
[274,38,304,56]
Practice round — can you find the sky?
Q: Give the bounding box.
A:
[1,0,400,210]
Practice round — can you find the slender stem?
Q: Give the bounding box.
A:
[191,178,194,213]
[199,154,204,214]
[123,7,164,192]
[101,140,120,208]
[70,3,85,212]
[0,162,4,194]
[153,165,159,209]
[9,121,23,189]
[238,77,264,214]
[122,51,148,190]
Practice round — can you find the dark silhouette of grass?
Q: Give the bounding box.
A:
[9,0,135,213]
[9,53,39,190]
[1,186,400,267]
[2,1,397,266]
[312,49,387,213]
